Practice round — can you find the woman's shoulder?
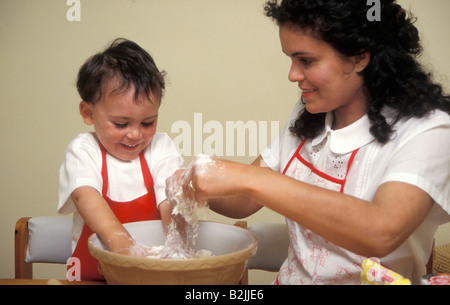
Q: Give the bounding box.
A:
[408,110,449,130]
[428,109,450,123]
[378,109,450,151]
[386,108,450,135]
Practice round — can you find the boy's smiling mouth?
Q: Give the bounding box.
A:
[121,143,139,148]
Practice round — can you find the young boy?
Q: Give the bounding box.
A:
[58,38,184,281]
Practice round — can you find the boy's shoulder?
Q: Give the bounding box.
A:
[145,132,182,162]
[146,132,177,154]
[65,132,101,160]
[67,132,98,149]
[151,132,171,144]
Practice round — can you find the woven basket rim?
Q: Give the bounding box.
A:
[434,243,450,273]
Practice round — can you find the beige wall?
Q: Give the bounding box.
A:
[1,0,449,283]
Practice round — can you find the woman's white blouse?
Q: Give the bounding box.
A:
[261,101,450,284]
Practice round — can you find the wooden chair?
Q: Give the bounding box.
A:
[15,216,73,279]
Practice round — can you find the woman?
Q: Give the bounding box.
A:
[176,0,450,284]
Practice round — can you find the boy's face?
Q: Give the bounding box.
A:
[80,80,160,161]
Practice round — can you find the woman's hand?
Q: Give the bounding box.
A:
[165,155,264,218]
[178,155,246,204]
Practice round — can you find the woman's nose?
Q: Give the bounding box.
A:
[288,63,305,83]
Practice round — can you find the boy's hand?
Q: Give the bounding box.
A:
[117,239,162,258]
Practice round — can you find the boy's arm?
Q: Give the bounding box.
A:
[158,200,173,233]
[71,186,137,255]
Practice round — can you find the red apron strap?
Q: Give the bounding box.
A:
[100,144,108,197]
[139,152,154,191]
[282,138,307,175]
[339,148,359,193]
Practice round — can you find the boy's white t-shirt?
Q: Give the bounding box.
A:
[58,132,184,250]
[261,101,450,284]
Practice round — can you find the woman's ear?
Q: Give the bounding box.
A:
[354,51,370,73]
[79,101,94,125]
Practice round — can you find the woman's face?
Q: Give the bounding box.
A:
[279,26,369,128]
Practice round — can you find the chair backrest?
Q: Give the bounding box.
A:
[15,216,73,279]
[234,221,289,285]
[246,222,289,271]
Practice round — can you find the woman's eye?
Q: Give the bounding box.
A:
[300,58,312,65]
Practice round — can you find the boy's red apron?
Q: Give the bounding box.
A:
[70,145,161,281]
[275,138,360,284]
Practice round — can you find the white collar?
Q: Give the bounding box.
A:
[311,112,375,154]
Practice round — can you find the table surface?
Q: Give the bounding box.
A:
[0,278,106,285]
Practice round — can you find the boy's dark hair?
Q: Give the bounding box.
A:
[265,0,450,143]
[76,38,165,104]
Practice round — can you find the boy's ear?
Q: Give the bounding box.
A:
[79,101,94,125]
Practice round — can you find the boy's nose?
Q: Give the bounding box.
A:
[127,128,142,140]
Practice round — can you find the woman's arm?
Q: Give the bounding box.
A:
[188,157,434,258]
[206,156,264,218]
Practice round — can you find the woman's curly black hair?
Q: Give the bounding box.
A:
[265,0,450,143]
